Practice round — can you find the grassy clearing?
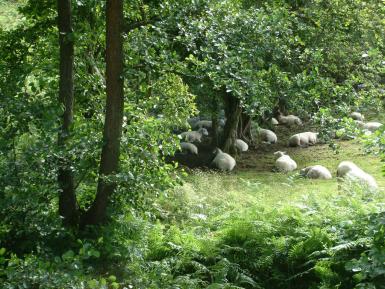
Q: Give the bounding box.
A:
[0,0,25,30]
[158,128,385,229]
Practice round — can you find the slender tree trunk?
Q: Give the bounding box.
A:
[221,92,241,154]
[211,97,220,147]
[237,112,252,143]
[57,0,78,226]
[81,0,124,226]
[211,114,219,147]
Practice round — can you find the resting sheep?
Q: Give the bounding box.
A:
[259,128,278,144]
[355,121,383,133]
[363,122,383,132]
[288,132,318,147]
[350,112,364,121]
[235,139,249,152]
[180,142,198,155]
[271,118,279,125]
[187,116,200,128]
[278,114,302,126]
[337,161,378,190]
[194,120,212,130]
[211,148,236,172]
[301,165,332,180]
[180,128,209,143]
[274,151,297,172]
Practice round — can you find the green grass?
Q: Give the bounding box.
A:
[0,0,25,30]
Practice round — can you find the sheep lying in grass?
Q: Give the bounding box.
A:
[274,151,297,172]
[271,118,279,125]
[259,128,278,144]
[288,132,318,147]
[337,161,378,190]
[300,165,332,179]
[180,128,209,143]
[278,114,302,126]
[355,120,382,133]
[363,122,383,132]
[211,148,236,171]
[235,139,249,152]
[194,120,212,129]
[355,120,365,128]
[180,142,198,155]
[350,112,364,121]
[187,116,200,128]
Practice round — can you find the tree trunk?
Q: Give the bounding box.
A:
[211,114,219,147]
[57,0,78,226]
[211,97,220,147]
[221,92,241,154]
[81,0,124,226]
[237,112,252,143]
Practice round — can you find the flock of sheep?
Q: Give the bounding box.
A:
[177,111,382,190]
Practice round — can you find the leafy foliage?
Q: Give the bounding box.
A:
[1,0,385,288]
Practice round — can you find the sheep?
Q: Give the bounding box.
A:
[218,118,226,127]
[363,122,383,132]
[211,148,236,171]
[258,128,278,144]
[194,120,212,130]
[278,114,302,126]
[235,139,249,152]
[350,112,364,121]
[187,116,200,128]
[355,120,365,128]
[337,161,378,190]
[300,165,332,180]
[180,128,209,143]
[180,142,198,155]
[271,118,279,125]
[288,132,318,147]
[274,151,297,172]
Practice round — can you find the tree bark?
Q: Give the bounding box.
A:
[57,0,78,226]
[211,97,220,147]
[237,112,252,143]
[81,0,124,226]
[221,92,241,154]
[211,114,219,147]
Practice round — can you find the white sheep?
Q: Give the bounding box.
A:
[194,120,212,129]
[363,122,383,132]
[288,132,318,147]
[355,120,365,128]
[271,118,279,125]
[235,139,249,152]
[180,128,209,143]
[300,165,332,179]
[350,112,365,121]
[180,142,198,155]
[278,114,302,126]
[211,148,236,171]
[274,151,297,172]
[218,118,226,127]
[187,116,200,128]
[258,128,278,144]
[337,161,378,190]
